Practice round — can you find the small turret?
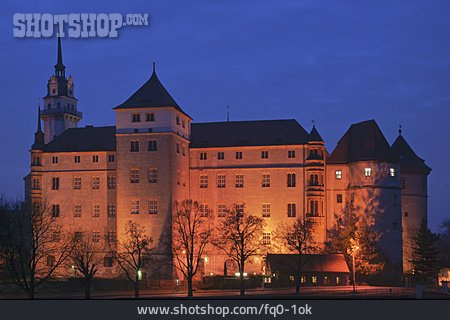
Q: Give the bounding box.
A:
[32,100,45,150]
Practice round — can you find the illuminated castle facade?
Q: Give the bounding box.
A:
[26,39,431,280]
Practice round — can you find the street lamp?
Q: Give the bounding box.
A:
[348,241,359,293]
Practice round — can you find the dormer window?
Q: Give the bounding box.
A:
[146,113,155,122]
[132,113,141,122]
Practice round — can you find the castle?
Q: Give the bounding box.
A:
[26,38,431,281]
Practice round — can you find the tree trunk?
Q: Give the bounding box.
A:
[134,274,140,298]
[239,262,245,296]
[187,271,193,297]
[84,277,92,299]
[295,277,301,295]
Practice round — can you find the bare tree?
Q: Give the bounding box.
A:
[107,221,153,298]
[69,233,103,299]
[0,199,78,299]
[172,200,213,297]
[275,218,318,294]
[214,204,265,296]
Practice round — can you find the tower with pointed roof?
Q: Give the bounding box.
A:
[41,35,82,144]
[114,64,192,278]
[391,129,431,275]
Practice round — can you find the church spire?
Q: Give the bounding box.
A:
[54,32,65,77]
[32,99,45,150]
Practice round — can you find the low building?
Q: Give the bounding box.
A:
[265,254,350,286]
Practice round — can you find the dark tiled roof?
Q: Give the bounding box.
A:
[327,119,396,164]
[43,126,116,152]
[267,254,349,273]
[391,135,431,174]
[308,125,324,142]
[190,119,310,148]
[113,71,191,118]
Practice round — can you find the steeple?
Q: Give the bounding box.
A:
[54,33,65,78]
[308,124,324,142]
[32,100,45,150]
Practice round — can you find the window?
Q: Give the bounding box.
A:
[73,177,81,190]
[288,150,295,158]
[148,168,158,183]
[107,176,116,189]
[218,152,225,160]
[262,203,271,218]
[92,176,100,189]
[32,178,41,190]
[235,174,244,188]
[130,169,140,183]
[52,156,58,164]
[200,152,207,160]
[108,154,115,163]
[92,231,100,243]
[389,168,396,177]
[364,167,372,177]
[404,212,408,217]
[176,143,180,154]
[107,231,116,243]
[74,204,82,217]
[176,116,180,125]
[74,231,83,241]
[287,173,296,187]
[130,141,140,152]
[309,200,319,216]
[46,255,55,267]
[200,204,209,217]
[262,174,271,187]
[146,113,155,122]
[52,231,61,242]
[217,204,227,217]
[52,177,59,190]
[236,204,244,216]
[337,194,343,203]
[52,204,60,217]
[262,232,271,245]
[182,146,186,156]
[74,155,80,163]
[177,171,180,185]
[312,276,318,284]
[200,175,208,188]
[236,152,243,159]
[93,155,99,163]
[217,174,226,188]
[335,170,342,179]
[148,140,158,151]
[104,257,114,267]
[301,276,306,284]
[261,151,269,159]
[132,113,141,122]
[287,203,296,217]
[92,204,100,217]
[149,200,158,214]
[182,120,186,128]
[131,200,140,214]
[108,204,116,217]
[336,276,341,285]
[32,156,41,166]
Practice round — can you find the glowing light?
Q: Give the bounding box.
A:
[210,272,213,276]
[234,272,248,277]
[204,257,208,262]
[182,250,186,254]
[137,270,142,280]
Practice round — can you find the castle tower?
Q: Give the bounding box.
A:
[114,64,191,279]
[391,128,431,274]
[41,35,82,144]
[305,125,326,246]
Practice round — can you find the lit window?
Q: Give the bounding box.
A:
[288,150,295,158]
[218,152,225,160]
[52,177,60,190]
[73,177,81,190]
[132,113,141,122]
[107,204,116,217]
[217,204,227,217]
[336,276,340,285]
[335,170,342,179]
[336,194,343,203]
[390,168,396,177]
[74,205,82,217]
[301,276,306,284]
[92,204,100,217]
[200,204,209,217]
[107,176,116,189]
[261,151,269,159]
[148,168,158,183]
[262,174,270,187]
[130,141,140,152]
[131,200,140,214]
[148,140,158,151]
[364,168,372,177]
[130,169,140,183]
[200,174,208,188]
[52,204,60,217]
[312,276,318,284]
[149,200,158,214]
[92,176,100,189]
[235,174,244,188]
[217,174,226,188]
[262,204,271,218]
[200,152,207,160]
[287,173,296,187]
[287,203,296,217]
[262,232,271,245]
[236,152,243,159]
[289,275,295,283]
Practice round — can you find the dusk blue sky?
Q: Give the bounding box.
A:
[0,1,448,231]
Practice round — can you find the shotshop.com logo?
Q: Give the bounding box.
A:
[13,13,149,38]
